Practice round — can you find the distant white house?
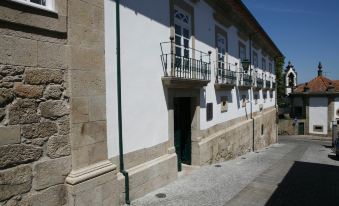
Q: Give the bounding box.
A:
[105,0,282,202]
[289,62,339,136]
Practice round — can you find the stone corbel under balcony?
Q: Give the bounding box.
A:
[214,83,236,90]
[162,77,210,89]
[253,86,262,91]
[238,84,252,90]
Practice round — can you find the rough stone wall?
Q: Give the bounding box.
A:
[278,119,296,135]
[0,1,71,205]
[193,108,277,165]
[254,108,277,150]
[193,118,253,165]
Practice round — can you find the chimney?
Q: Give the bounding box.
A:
[318,62,323,76]
[327,82,335,92]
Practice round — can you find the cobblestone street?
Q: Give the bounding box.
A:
[131,136,339,206]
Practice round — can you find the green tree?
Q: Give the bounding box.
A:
[275,56,288,108]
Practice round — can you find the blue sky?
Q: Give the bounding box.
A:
[243,0,339,83]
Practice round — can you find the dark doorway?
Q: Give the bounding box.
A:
[298,122,304,135]
[174,97,193,171]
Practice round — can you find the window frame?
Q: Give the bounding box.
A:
[269,62,273,73]
[262,58,267,71]
[253,51,258,68]
[238,41,247,60]
[9,0,55,12]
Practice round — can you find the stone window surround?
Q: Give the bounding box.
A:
[9,0,55,12]
[0,0,66,34]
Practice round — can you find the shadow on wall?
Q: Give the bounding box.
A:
[118,0,240,59]
[265,161,339,206]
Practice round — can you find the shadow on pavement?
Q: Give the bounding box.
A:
[265,161,339,206]
[322,145,333,149]
[328,154,339,161]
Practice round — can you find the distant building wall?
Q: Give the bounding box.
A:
[309,97,328,135]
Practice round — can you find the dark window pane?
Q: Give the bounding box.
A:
[30,0,46,6]
[184,49,189,58]
[175,36,181,45]
[175,47,181,56]
[183,28,189,38]
[207,103,213,121]
[183,39,189,48]
[175,25,181,35]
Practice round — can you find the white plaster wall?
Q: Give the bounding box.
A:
[105,0,277,157]
[195,0,276,130]
[309,97,328,135]
[334,97,339,120]
[105,0,170,158]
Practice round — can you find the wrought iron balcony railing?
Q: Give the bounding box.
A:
[265,80,271,89]
[216,63,237,85]
[256,78,264,88]
[160,41,211,81]
[242,74,252,87]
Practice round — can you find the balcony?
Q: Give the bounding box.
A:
[215,63,237,90]
[264,80,271,90]
[255,78,264,90]
[239,73,252,89]
[160,41,211,89]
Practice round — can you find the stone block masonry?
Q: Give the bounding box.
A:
[0,63,71,205]
[0,33,70,205]
[0,0,116,206]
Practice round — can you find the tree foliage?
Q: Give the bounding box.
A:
[275,56,288,108]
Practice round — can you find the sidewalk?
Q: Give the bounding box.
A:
[130,143,296,206]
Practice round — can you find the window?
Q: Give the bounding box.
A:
[206,103,213,121]
[262,58,266,71]
[269,62,273,73]
[217,34,227,71]
[253,51,258,68]
[239,42,246,60]
[221,96,228,112]
[174,8,191,73]
[313,125,324,132]
[10,0,54,10]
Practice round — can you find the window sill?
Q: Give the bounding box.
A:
[8,0,57,14]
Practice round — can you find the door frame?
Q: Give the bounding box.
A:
[167,88,200,167]
[174,97,192,171]
[298,122,305,135]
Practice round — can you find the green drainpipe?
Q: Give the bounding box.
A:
[116,0,130,204]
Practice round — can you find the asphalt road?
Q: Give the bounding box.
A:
[131,136,339,206]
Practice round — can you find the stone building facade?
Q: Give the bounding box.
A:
[1,0,282,205]
[0,0,117,205]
